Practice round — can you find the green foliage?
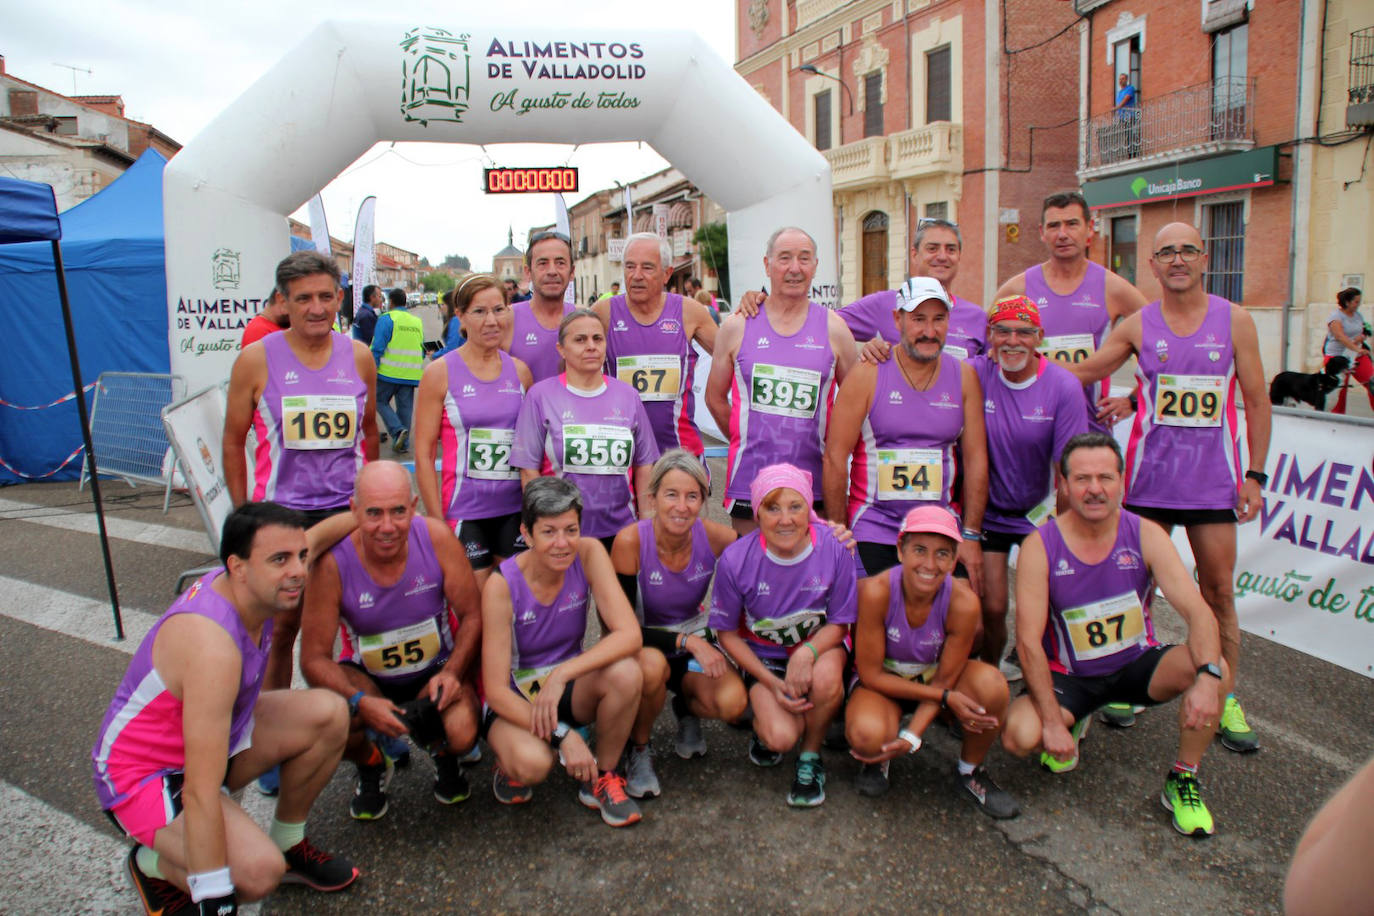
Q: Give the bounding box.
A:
[692,221,730,301]
[420,272,457,294]
[441,253,471,271]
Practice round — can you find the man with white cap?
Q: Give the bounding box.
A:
[822,277,988,590]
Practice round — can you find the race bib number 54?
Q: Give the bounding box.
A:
[876,448,943,501]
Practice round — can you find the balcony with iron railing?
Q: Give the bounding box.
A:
[822,124,963,191]
[1080,77,1256,179]
[1348,26,1374,127]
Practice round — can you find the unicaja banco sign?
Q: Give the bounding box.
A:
[1083,147,1278,210]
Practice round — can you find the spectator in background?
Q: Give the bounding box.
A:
[242,288,289,347]
[597,281,621,302]
[352,284,383,346]
[1324,287,1374,414]
[505,278,531,303]
[1114,73,1141,159]
[371,288,424,453]
[435,288,465,357]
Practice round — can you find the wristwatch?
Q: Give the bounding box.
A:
[347,690,365,717]
[549,721,571,748]
[1195,662,1223,680]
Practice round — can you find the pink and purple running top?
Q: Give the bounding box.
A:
[333,517,457,689]
[499,552,590,694]
[634,518,717,633]
[511,375,660,538]
[252,331,367,511]
[837,289,986,360]
[1039,512,1158,678]
[92,571,269,811]
[881,568,953,677]
[1125,296,1241,511]
[603,294,703,456]
[725,303,837,502]
[1024,262,1112,433]
[509,301,575,383]
[439,350,526,524]
[847,352,964,544]
[708,524,858,661]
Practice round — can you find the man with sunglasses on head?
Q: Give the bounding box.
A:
[505,231,576,382]
[996,192,1148,433]
[1067,221,1271,753]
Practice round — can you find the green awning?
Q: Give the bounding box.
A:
[1083,146,1279,209]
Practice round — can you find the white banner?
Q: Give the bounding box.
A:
[653,202,669,241]
[307,194,332,259]
[555,194,576,307]
[162,385,233,553]
[608,238,626,263]
[351,196,377,313]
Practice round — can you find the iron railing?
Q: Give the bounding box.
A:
[1085,77,1256,170]
[1350,27,1374,106]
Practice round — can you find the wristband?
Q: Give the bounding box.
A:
[941,688,950,709]
[897,729,923,753]
[960,528,982,542]
[549,721,571,748]
[347,690,365,717]
[803,641,819,661]
[1244,470,1268,486]
[188,867,235,903]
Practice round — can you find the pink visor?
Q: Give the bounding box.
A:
[898,506,963,543]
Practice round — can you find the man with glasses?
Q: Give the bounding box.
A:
[1067,221,1270,752]
[594,232,717,457]
[506,232,575,382]
[996,192,1148,433]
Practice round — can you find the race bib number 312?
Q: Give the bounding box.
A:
[466,427,517,480]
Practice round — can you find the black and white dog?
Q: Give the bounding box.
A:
[1268,355,1349,411]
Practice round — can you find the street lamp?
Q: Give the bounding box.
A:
[799,64,855,115]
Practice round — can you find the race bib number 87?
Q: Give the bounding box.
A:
[1061,591,1147,662]
[562,424,633,475]
[751,364,821,419]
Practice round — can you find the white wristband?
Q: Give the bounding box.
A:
[897,729,923,754]
[187,866,234,902]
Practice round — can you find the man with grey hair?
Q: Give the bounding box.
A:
[706,227,857,535]
[594,232,718,457]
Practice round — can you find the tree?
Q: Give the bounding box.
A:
[693,221,730,302]
[420,272,457,294]
[441,253,470,271]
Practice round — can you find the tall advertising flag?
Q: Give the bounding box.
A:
[555,194,575,307]
[307,194,332,259]
[351,196,377,313]
[622,185,634,229]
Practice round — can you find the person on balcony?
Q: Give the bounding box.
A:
[1114,73,1141,159]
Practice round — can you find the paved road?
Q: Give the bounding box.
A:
[0,474,1369,915]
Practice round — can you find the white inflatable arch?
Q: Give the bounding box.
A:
[164,20,836,390]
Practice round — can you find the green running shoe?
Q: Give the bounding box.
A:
[1098,702,1136,728]
[1039,715,1091,774]
[1161,770,1214,837]
[1218,695,1259,752]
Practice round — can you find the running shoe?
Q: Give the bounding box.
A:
[492,765,532,805]
[255,764,280,797]
[675,714,707,759]
[1098,702,1137,728]
[787,752,826,807]
[127,845,195,916]
[854,761,890,798]
[623,744,661,799]
[393,429,410,453]
[380,733,411,769]
[432,753,471,805]
[457,742,482,766]
[957,767,1021,819]
[578,770,643,827]
[1218,695,1259,753]
[348,755,393,820]
[748,734,783,768]
[281,837,360,891]
[1039,715,1091,774]
[1161,770,1215,837]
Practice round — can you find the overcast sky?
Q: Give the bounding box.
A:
[2,1,736,272]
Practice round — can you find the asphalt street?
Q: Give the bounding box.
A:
[0,464,1370,915]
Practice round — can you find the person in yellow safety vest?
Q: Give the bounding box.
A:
[371,288,424,453]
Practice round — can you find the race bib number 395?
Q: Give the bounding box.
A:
[1154,375,1224,428]
[282,395,357,450]
[750,364,822,419]
[561,424,633,475]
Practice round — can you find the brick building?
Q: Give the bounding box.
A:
[734,0,1083,306]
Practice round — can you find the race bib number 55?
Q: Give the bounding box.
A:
[282,395,357,450]
[359,619,442,678]
[562,424,633,475]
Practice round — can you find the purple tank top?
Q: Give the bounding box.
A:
[1039,512,1158,677]
[92,571,269,809]
[604,294,702,456]
[883,568,952,675]
[501,552,590,678]
[848,353,964,543]
[1024,262,1112,433]
[509,301,574,382]
[439,350,525,522]
[836,290,985,359]
[726,303,836,500]
[252,331,367,510]
[332,517,454,685]
[1126,296,1240,510]
[635,518,717,632]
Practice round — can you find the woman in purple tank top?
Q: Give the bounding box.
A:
[414,276,534,587]
[480,477,647,828]
[609,450,747,798]
[844,506,1019,816]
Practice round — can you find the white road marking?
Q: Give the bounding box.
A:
[0,497,211,555]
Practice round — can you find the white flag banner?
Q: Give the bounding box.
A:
[351,196,377,313]
[555,194,575,307]
[653,203,669,241]
[307,194,332,259]
[622,185,634,228]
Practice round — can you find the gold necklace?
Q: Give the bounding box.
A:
[896,348,939,391]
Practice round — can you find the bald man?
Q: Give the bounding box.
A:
[300,461,483,820]
[1068,221,1270,752]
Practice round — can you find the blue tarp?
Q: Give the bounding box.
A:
[0,150,169,484]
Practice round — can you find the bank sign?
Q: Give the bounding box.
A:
[1083,146,1279,209]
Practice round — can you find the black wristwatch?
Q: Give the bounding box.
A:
[1244,470,1268,486]
[1195,663,1223,681]
[549,721,571,748]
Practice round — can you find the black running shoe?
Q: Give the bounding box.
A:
[127,846,195,916]
[281,837,360,892]
[748,734,783,768]
[432,753,471,805]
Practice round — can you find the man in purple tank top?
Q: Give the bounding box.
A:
[93,503,357,914]
[504,231,576,382]
[1068,222,1271,752]
[1003,434,1229,837]
[996,191,1147,432]
[300,461,483,821]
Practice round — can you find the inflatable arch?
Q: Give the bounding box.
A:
[164,21,836,390]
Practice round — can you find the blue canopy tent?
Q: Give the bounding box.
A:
[0,169,138,638]
[0,149,169,487]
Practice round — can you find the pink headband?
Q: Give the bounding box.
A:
[749,463,816,517]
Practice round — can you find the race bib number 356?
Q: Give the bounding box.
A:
[750,364,822,419]
[282,395,357,450]
[1155,375,1224,428]
[561,424,633,475]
